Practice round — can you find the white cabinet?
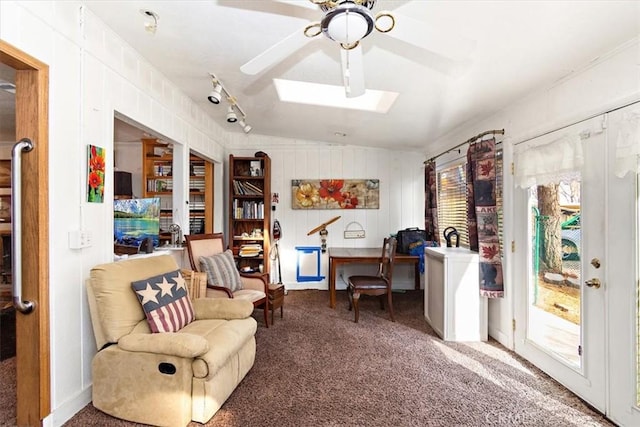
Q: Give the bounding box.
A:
[424,247,487,342]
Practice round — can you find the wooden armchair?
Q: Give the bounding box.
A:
[347,237,397,323]
[185,233,269,327]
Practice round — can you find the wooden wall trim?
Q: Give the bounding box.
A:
[1,38,51,425]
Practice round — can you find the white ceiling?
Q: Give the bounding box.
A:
[9,1,640,150]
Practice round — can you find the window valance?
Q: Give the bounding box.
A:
[513,115,605,188]
[613,108,640,178]
[514,134,583,188]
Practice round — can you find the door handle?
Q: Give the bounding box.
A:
[11,138,34,314]
[584,278,601,289]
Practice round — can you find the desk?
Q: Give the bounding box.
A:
[328,247,420,309]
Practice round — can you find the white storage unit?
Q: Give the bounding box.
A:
[424,247,487,342]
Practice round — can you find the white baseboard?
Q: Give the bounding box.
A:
[43,386,92,427]
[488,326,510,349]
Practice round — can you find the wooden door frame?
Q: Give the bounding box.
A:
[0,39,50,425]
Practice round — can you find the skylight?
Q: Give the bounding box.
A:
[273,79,398,113]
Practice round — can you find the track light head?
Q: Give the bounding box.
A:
[226,106,238,123]
[208,83,222,104]
[208,73,250,131]
[238,119,252,134]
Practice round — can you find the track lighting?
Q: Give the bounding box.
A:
[207,73,252,133]
[238,120,252,134]
[226,106,238,123]
[208,83,222,104]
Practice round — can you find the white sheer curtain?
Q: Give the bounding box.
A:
[514,134,583,188]
[513,115,606,188]
[514,104,640,187]
[614,108,640,178]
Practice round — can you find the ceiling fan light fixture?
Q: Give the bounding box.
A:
[322,2,374,45]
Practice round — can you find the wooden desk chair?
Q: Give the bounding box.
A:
[347,237,397,323]
[185,233,269,327]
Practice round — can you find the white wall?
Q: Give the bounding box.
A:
[426,38,640,349]
[1,2,230,425]
[226,137,427,291]
[114,142,142,197]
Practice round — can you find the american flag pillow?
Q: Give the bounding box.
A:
[131,270,195,333]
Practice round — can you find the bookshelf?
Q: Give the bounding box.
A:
[142,139,214,240]
[228,154,271,274]
[142,139,173,239]
[188,154,213,235]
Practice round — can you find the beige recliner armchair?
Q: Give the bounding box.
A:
[86,254,257,426]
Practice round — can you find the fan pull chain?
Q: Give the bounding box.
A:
[344,10,351,95]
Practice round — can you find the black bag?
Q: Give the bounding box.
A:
[396,227,428,254]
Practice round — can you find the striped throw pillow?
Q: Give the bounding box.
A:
[199,250,243,292]
[131,270,194,333]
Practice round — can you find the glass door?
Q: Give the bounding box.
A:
[527,178,582,367]
[513,115,606,412]
[604,103,640,426]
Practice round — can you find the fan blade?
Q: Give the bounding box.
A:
[340,45,365,98]
[240,29,312,75]
[272,0,319,11]
[388,13,476,61]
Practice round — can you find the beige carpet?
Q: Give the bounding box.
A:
[19,290,619,426]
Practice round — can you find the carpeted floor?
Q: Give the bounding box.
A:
[0,355,16,425]
[60,289,616,427]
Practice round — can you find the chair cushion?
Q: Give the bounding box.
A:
[131,269,195,333]
[348,275,388,290]
[184,317,258,380]
[231,289,266,304]
[200,250,243,292]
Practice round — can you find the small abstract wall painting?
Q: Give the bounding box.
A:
[292,179,379,210]
[87,144,105,203]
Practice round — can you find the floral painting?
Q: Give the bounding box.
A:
[292,179,379,210]
[87,144,105,203]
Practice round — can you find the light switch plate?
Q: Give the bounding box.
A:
[344,230,365,239]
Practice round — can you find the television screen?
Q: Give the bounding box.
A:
[114,198,161,249]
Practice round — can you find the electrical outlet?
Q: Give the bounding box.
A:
[69,230,93,249]
[344,230,365,239]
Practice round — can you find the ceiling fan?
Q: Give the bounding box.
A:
[240,0,475,98]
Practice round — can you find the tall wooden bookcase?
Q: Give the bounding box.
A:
[188,154,214,235]
[142,139,214,239]
[228,154,271,274]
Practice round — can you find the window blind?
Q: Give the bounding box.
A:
[437,163,470,248]
[436,147,503,251]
